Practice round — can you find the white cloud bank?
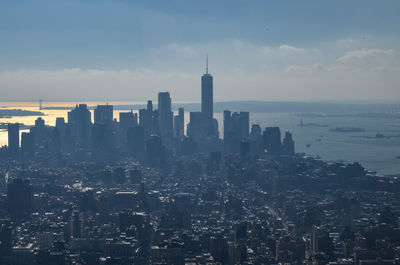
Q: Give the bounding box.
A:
[0,41,399,102]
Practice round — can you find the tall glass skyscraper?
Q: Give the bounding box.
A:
[158,92,173,139]
[201,55,213,124]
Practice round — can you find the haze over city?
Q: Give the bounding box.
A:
[1,2,400,265]
[1,0,400,102]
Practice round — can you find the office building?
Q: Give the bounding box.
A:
[223,111,250,152]
[187,112,204,141]
[68,104,92,144]
[139,100,155,139]
[263,127,282,155]
[94,104,113,126]
[119,110,137,129]
[70,210,84,239]
[7,178,33,219]
[158,92,173,140]
[21,132,35,158]
[282,131,295,155]
[7,123,19,154]
[127,126,145,156]
[174,108,185,138]
[201,55,213,124]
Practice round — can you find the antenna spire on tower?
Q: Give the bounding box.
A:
[206,54,208,74]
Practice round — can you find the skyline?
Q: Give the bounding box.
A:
[0,0,400,102]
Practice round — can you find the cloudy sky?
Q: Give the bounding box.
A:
[0,0,399,102]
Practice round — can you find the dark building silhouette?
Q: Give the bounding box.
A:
[92,123,111,151]
[187,112,204,141]
[201,55,213,124]
[7,178,33,219]
[250,124,263,156]
[174,108,184,139]
[250,124,262,139]
[0,219,12,257]
[146,135,165,166]
[35,117,45,128]
[94,104,113,127]
[70,210,84,239]
[139,100,157,139]
[240,141,251,162]
[127,126,145,156]
[7,123,19,155]
[21,132,35,159]
[68,104,92,145]
[180,136,199,155]
[263,127,282,155]
[223,111,250,152]
[282,131,295,155]
[55,117,67,136]
[158,92,173,142]
[120,110,137,129]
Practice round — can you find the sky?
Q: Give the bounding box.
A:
[0,0,399,102]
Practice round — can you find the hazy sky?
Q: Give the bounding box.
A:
[0,0,399,102]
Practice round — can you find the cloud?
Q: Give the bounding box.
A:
[338,38,355,45]
[338,48,399,62]
[278,44,304,53]
[0,39,399,102]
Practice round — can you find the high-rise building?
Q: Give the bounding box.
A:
[7,123,19,154]
[7,178,33,219]
[158,92,173,140]
[119,110,137,129]
[250,124,263,156]
[263,127,282,155]
[139,100,156,139]
[187,112,204,141]
[94,104,113,126]
[35,117,45,128]
[70,210,84,239]
[174,108,184,138]
[92,123,110,150]
[201,55,213,124]
[223,111,250,153]
[56,117,66,136]
[21,132,35,158]
[239,112,249,140]
[127,126,145,156]
[224,112,250,139]
[282,131,295,155]
[250,124,262,139]
[146,135,165,166]
[68,104,92,144]
[0,219,12,257]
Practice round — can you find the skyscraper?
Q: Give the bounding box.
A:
[263,127,282,155]
[7,123,19,154]
[119,110,137,129]
[174,108,184,138]
[68,104,92,144]
[158,92,173,140]
[21,132,35,159]
[201,55,213,124]
[7,178,33,219]
[94,104,113,126]
[70,210,84,239]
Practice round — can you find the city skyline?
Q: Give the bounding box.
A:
[1,2,400,264]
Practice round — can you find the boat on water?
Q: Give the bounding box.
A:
[330,127,366,133]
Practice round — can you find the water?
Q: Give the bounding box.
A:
[1,101,399,175]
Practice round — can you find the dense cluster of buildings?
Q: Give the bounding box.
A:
[3,60,294,164]
[0,61,399,265]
